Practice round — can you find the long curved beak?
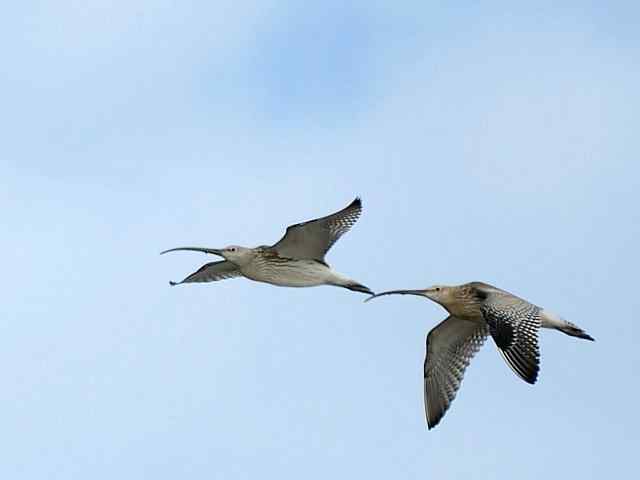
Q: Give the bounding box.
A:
[160,247,224,256]
[364,289,426,303]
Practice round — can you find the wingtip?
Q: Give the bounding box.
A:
[351,196,362,208]
[521,364,539,385]
[426,417,441,430]
[169,281,178,286]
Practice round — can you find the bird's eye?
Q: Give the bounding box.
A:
[435,287,441,292]
[229,247,236,252]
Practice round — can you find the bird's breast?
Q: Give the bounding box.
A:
[447,304,484,323]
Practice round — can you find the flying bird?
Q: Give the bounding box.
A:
[366,282,593,429]
[161,198,373,295]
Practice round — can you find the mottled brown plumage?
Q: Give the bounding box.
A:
[366,281,593,429]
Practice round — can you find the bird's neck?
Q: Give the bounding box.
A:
[230,249,260,267]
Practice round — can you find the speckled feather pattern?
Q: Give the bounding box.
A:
[323,200,362,253]
[481,294,541,384]
[424,317,489,429]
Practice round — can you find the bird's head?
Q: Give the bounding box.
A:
[420,285,454,304]
[216,245,253,265]
[160,245,254,264]
[160,244,255,266]
[365,285,454,307]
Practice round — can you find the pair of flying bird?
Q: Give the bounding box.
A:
[162,198,593,429]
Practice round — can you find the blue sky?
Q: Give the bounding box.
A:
[2,1,639,478]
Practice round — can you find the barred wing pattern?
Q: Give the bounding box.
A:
[424,316,489,429]
[169,260,240,286]
[272,198,362,261]
[481,291,541,384]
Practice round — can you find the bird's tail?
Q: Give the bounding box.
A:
[327,271,374,295]
[540,309,595,341]
[558,321,595,341]
[343,282,374,295]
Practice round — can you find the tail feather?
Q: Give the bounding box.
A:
[343,282,374,295]
[540,309,594,341]
[560,322,595,341]
[327,270,374,295]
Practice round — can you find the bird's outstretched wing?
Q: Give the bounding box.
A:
[478,287,541,384]
[272,198,362,261]
[169,260,240,286]
[424,316,489,429]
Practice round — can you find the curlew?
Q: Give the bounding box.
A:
[161,198,373,295]
[366,282,593,429]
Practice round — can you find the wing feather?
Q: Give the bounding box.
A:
[169,260,240,285]
[481,291,541,384]
[424,316,489,429]
[272,198,362,261]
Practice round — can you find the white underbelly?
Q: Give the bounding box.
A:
[242,260,333,287]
